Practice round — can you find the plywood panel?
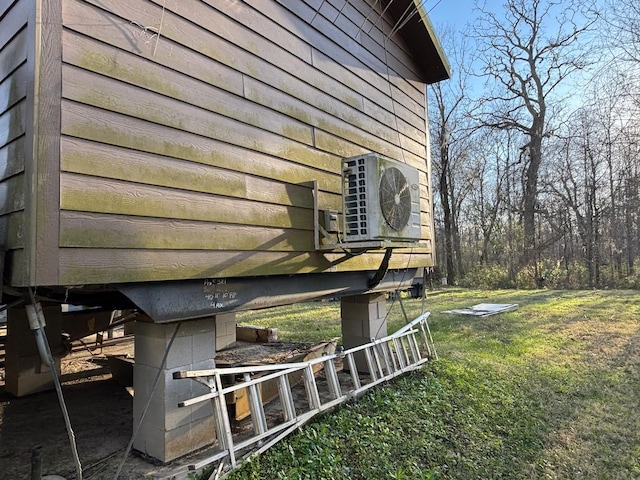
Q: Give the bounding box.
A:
[60,136,342,210]
[60,211,315,251]
[58,248,434,285]
[60,173,315,230]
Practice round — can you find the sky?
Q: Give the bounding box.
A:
[426,0,478,35]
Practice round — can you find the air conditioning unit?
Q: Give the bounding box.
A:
[342,154,422,242]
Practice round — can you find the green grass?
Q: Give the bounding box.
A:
[211,289,640,479]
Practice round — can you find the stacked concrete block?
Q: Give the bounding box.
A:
[215,312,236,351]
[5,306,63,397]
[133,317,217,462]
[340,293,387,372]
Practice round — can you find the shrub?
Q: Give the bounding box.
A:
[459,264,514,289]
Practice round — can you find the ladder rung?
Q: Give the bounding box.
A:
[324,359,341,400]
[303,365,321,410]
[378,341,392,375]
[371,344,385,378]
[393,337,406,369]
[385,340,399,372]
[407,334,420,363]
[345,352,361,389]
[419,323,433,358]
[244,373,267,435]
[277,374,296,422]
[399,338,410,367]
[364,347,377,381]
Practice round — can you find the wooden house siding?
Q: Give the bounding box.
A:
[3,0,442,287]
[0,0,30,285]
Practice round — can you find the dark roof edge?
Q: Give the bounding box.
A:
[386,0,451,84]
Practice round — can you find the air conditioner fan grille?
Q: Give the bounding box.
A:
[379,166,411,231]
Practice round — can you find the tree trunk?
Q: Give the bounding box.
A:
[439,160,456,284]
[523,132,543,267]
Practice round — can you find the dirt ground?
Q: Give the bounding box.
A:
[0,331,220,480]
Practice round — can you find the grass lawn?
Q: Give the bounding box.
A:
[213,288,640,479]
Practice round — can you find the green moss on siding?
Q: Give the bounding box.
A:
[60,217,314,251]
[75,51,182,99]
[60,178,315,230]
[62,110,342,194]
[61,150,250,200]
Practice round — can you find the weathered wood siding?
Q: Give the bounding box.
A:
[9,0,437,286]
[0,0,30,285]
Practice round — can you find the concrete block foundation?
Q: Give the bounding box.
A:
[341,293,387,372]
[215,312,236,351]
[133,317,218,463]
[5,306,63,397]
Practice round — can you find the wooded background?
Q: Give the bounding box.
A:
[429,0,640,289]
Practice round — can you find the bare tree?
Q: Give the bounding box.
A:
[605,0,640,64]
[429,31,475,284]
[471,0,598,273]
[550,109,606,287]
[540,64,640,288]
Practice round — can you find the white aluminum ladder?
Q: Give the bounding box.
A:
[173,312,435,474]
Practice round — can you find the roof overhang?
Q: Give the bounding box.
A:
[385,0,451,84]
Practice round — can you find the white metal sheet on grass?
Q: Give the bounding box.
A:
[443,303,518,317]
